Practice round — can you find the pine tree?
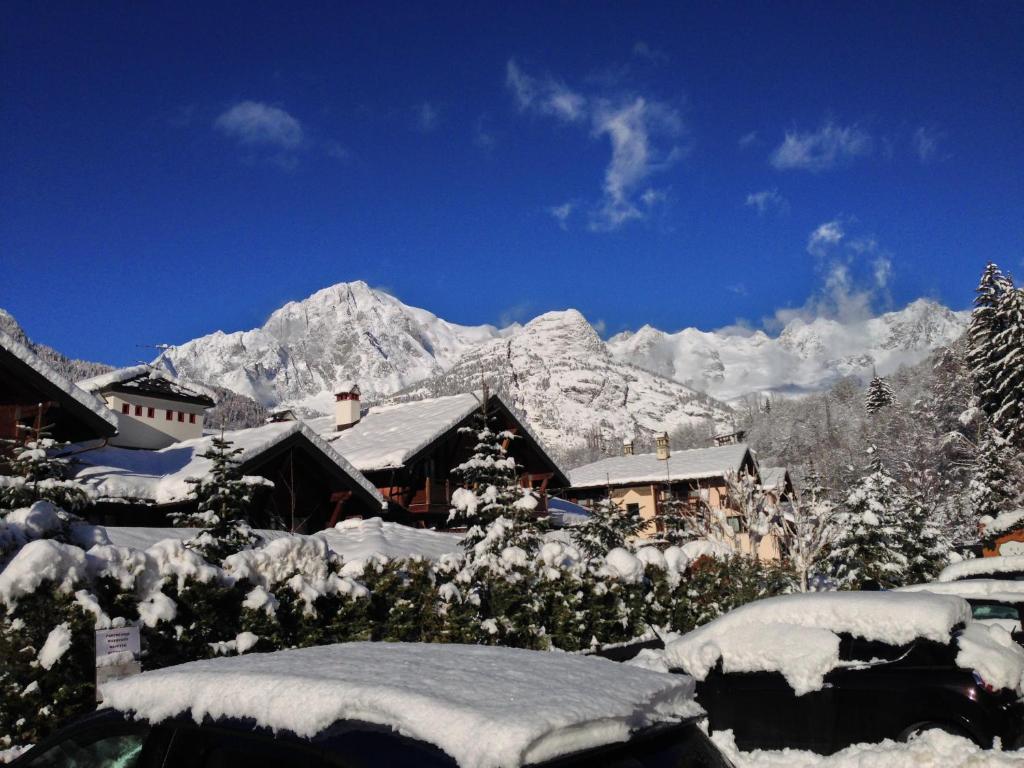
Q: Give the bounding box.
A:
[170,436,260,562]
[901,485,949,583]
[0,423,90,513]
[864,375,896,415]
[571,495,645,557]
[969,426,1021,525]
[990,282,1024,449]
[448,401,542,560]
[827,448,910,589]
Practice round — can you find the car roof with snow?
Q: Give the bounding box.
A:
[898,579,1024,603]
[651,591,1024,698]
[99,642,702,768]
[939,556,1024,582]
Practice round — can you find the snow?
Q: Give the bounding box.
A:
[711,728,1024,768]
[99,642,703,768]
[319,517,461,563]
[759,467,790,491]
[659,592,973,694]
[982,510,1024,538]
[569,444,751,489]
[603,548,645,583]
[77,364,217,403]
[69,420,383,507]
[36,622,72,670]
[939,556,1024,582]
[0,328,118,432]
[680,539,734,562]
[0,539,89,606]
[955,623,1024,694]
[898,579,1024,604]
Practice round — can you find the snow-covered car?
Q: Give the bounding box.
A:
[938,555,1024,583]
[11,642,731,768]
[898,579,1024,640]
[632,591,1024,754]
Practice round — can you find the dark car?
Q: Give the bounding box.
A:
[12,641,734,768]
[693,630,1024,754]
[11,709,731,768]
[898,580,1024,647]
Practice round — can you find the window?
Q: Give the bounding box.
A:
[972,603,1021,621]
[23,724,150,767]
[627,503,641,517]
[121,403,130,415]
[134,405,143,416]
[166,410,173,420]
[177,412,184,422]
[189,413,196,424]
[147,407,155,418]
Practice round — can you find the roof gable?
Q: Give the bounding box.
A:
[70,421,382,508]
[0,330,117,440]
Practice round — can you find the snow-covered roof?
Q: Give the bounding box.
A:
[78,365,216,407]
[660,592,978,696]
[981,509,1024,539]
[68,421,382,507]
[310,391,566,482]
[0,329,118,437]
[99,642,702,768]
[898,579,1024,604]
[759,466,789,491]
[568,443,753,490]
[939,556,1024,582]
[98,517,460,563]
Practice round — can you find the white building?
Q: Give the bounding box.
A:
[78,365,216,449]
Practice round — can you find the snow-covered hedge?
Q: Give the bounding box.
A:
[0,500,793,756]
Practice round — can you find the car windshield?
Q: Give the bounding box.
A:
[972,602,1020,621]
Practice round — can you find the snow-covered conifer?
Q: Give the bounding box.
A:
[827,448,911,589]
[969,426,1022,525]
[571,495,645,557]
[0,424,89,513]
[864,375,896,415]
[170,436,261,562]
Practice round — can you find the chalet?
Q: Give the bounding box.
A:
[68,421,384,531]
[304,389,569,528]
[567,438,783,560]
[0,329,118,443]
[78,365,215,449]
[759,466,796,504]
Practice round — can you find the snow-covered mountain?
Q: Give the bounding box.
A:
[608,299,969,401]
[394,309,734,452]
[155,282,968,448]
[156,281,513,413]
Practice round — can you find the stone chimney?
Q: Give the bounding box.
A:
[622,439,634,456]
[335,382,361,431]
[655,432,671,461]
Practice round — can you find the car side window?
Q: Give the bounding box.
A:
[836,634,910,663]
[21,727,149,768]
[972,603,1020,621]
[162,726,322,768]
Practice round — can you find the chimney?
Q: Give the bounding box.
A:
[622,439,634,456]
[335,382,361,431]
[655,432,671,461]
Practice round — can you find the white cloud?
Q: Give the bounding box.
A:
[507,60,682,232]
[872,255,892,288]
[324,141,350,161]
[807,220,845,257]
[506,60,586,122]
[745,188,789,216]
[548,201,574,229]
[415,102,440,132]
[738,131,759,149]
[770,120,872,171]
[912,125,943,163]
[214,101,303,149]
[473,115,496,149]
[632,41,668,63]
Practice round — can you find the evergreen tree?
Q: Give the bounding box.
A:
[967,263,1014,433]
[990,282,1024,449]
[170,436,260,562]
[864,375,896,415]
[448,401,542,560]
[969,426,1022,525]
[0,423,90,513]
[827,448,910,589]
[901,484,949,583]
[571,495,645,557]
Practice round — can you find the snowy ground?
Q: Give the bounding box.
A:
[712,729,1024,767]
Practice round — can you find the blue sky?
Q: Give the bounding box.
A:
[2,2,1021,364]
